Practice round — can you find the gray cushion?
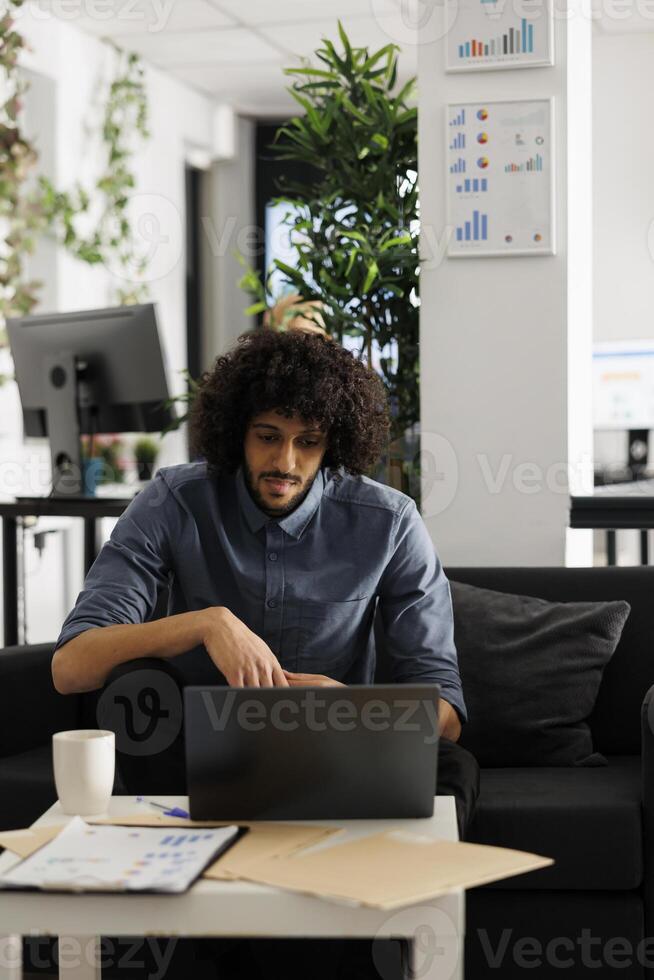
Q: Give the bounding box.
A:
[450,580,630,766]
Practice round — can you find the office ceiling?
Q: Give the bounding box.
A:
[26,0,419,115]
[25,0,650,114]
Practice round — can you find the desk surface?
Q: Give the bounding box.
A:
[0,794,461,940]
[571,479,654,528]
[0,491,137,519]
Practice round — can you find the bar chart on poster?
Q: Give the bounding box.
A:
[446,99,554,257]
[446,0,553,71]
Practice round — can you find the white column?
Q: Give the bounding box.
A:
[203,117,257,365]
[418,0,594,566]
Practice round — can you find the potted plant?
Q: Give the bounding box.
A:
[240,24,420,499]
[134,437,159,481]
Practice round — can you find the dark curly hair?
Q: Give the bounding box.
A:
[189,329,390,476]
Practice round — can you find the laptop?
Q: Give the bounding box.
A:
[184,684,440,820]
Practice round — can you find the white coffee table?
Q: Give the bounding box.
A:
[0,795,463,980]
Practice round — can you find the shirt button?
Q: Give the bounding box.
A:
[267,598,278,609]
[268,552,278,562]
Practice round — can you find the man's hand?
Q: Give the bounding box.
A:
[201,607,289,687]
[439,699,462,742]
[283,670,345,688]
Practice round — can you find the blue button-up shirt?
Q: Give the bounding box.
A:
[54,462,466,720]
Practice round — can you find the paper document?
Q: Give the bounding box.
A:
[0,824,63,858]
[204,823,341,880]
[241,830,553,910]
[0,817,239,894]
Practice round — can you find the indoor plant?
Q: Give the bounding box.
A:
[240,23,420,497]
[134,437,159,481]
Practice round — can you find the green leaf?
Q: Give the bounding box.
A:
[380,233,413,251]
[338,20,353,66]
[244,301,268,316]
[345,248,360,276]
[274,259,303,281]
[363,259,379,294]
[296,80,341,91]
[387,56,398,90]
[371,133,389,151]
[394,77,417,108]
[342,97,372,125]
[285,67,338,79]
[339,230,367,243]
[360,44,396,74]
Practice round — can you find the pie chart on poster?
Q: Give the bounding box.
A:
[477,157,489,169]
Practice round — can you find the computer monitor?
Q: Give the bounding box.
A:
[593,340,654,431]
[592,340,654,482]
[7,303,176,497]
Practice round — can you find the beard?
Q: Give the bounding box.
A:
[243,459,320,517]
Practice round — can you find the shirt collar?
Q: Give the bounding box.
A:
[235,464,326,540]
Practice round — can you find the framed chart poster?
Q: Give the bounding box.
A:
[446,99,555,258]
[446,0,553,72]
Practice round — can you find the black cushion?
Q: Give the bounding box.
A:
[0,744,59,831]
[450,580,630,766]
[467,755,642,890]
[446,566,654,756]
[0,643,80,757]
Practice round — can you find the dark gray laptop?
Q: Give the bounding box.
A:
[184,684,440,820]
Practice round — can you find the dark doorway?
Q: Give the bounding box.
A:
[185,164,204,382]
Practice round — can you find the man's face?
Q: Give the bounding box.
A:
[243,409,328,517]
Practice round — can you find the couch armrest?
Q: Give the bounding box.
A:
[641,685,654,936]
[0,644,82,758]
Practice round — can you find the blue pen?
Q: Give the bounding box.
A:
[136,797,190,819]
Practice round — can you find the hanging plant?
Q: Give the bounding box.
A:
[0,0,44,344]
[37,41,151,305]
[0,4,152,367]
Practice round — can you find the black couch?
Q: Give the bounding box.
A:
[1,566,652,979]
[447,566,653,980]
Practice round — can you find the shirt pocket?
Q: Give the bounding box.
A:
[295,594,370,677]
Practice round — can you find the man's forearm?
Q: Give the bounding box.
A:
[52,610,214,695]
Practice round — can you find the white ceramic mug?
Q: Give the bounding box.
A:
[52,729,115,816]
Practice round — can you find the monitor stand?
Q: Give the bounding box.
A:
[43,351,84,497]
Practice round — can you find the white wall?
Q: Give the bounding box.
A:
[591,31,654,562]
[418,2,594,567]
[592,32,654,467]
[0,9,216,641]
[593,33,654,344]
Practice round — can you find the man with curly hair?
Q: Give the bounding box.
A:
[52,329,477,979]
